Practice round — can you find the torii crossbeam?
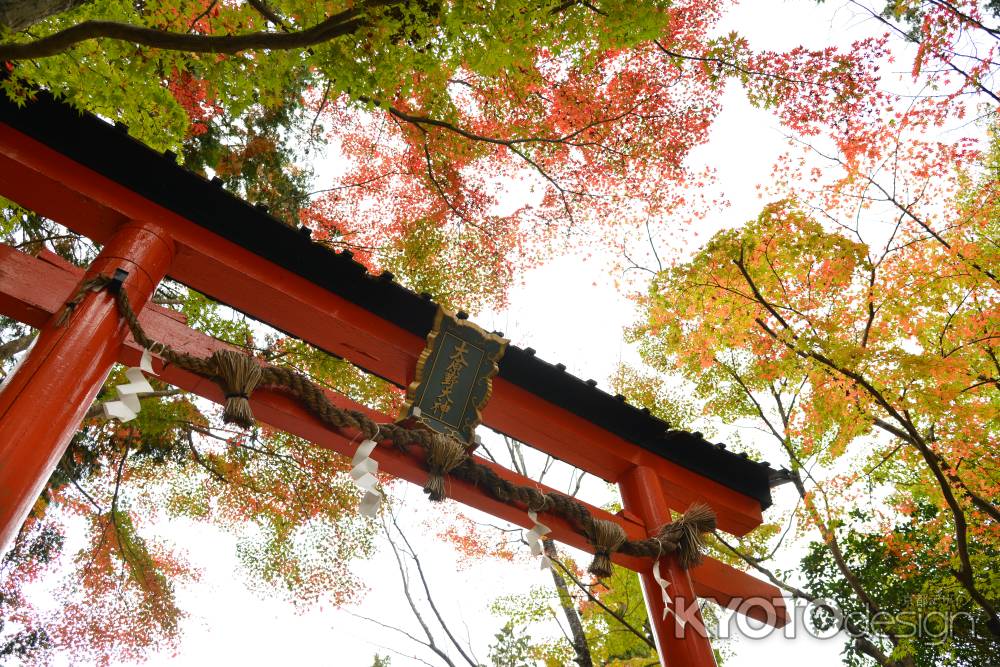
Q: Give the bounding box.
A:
[0,92,788,666]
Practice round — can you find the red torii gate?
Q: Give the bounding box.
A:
[0,92,788,666]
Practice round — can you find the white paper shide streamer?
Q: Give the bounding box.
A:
[102,349,156,422]
[351,438,382,517]
[526,510,552,570]
[653,559,685,627]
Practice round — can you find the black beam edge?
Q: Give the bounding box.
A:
[0,91,774,509]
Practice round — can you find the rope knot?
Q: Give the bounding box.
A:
[587,519,627,578]
[423,433,467,501]
[526,491,553,514]
[210,349,262,429]
[56,275,112,326]
[654,503,717,569]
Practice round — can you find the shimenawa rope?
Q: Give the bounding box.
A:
[105,281,716,575]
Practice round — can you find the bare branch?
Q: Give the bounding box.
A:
[389,512,480,667]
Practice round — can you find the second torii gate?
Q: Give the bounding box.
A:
[0,90,788,666]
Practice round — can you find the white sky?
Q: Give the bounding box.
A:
[17,1,924,666]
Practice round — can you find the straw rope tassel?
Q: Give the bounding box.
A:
[211,349,262,429]
[587,519,628,578]
[423,434,467,501]
[655,503,717,569]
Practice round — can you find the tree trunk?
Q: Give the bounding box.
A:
[0,0,89,32]
[0,333,33,366]
[544,540,594,667]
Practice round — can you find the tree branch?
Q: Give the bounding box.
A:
[0,1,403,61]
[389,511,480,667]
[381,514,458,667]
[543,540,594,667]
[0,332,33,366]
[84,389,183,421]
[548,553,655,649]
[714,532,896,666]
[735,263,1000,635]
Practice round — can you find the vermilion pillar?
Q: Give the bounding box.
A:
[0,221,173,555]
[620,465,718,667]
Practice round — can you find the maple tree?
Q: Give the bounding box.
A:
[0,293,388,662]
[868,0,1000,104]
[611,4,1000,666]
[624,65,999,667]
[1,0,886,306]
